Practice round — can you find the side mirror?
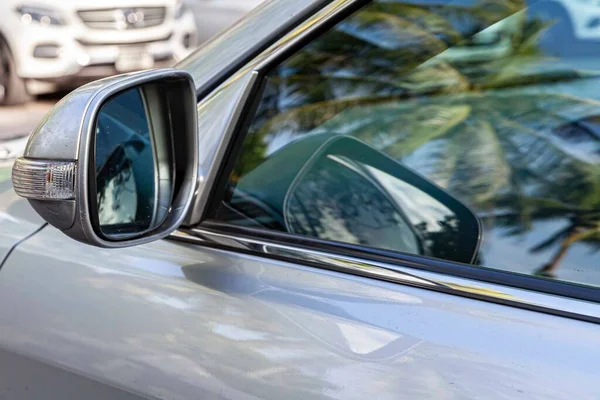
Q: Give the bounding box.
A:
[12,69,198,247]
[226,134,482,264]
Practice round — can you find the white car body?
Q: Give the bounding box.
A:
[556,0,600,40]
[0,0,197,94]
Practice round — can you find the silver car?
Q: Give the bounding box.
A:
[2,0,600,398]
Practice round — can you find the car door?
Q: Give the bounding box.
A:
[1,217,599,399]
[2,0,600,399]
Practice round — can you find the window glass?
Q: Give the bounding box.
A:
[214,0,600,286]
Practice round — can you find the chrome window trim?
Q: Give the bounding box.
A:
[172,228,600,325]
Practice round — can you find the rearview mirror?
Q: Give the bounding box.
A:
[12,69,198,247]
[284,136,482,264]
[225,134,482,264]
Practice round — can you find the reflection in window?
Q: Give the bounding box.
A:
[286,154,423,255]
[218,0,600,287]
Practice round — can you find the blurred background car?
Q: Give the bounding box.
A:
[184,0,265,43]
[0,0,265,106]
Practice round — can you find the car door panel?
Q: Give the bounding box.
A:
[0,225,598,399]
[0,347,147,400]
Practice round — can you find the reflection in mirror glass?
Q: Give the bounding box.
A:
[95,87,157,238]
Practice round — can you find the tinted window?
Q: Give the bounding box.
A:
[214,0,600,287]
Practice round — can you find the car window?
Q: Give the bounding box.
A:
[212,0,600,287]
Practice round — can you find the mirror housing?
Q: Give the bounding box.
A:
[12,69,198,248]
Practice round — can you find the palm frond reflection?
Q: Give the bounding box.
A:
[226,0,600,284]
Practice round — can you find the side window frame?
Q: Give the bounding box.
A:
[186,0,600,320]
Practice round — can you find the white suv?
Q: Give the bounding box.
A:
[0,0,197,105]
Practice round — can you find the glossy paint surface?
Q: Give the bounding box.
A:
[24,76,124,161]
[1,225,599,399]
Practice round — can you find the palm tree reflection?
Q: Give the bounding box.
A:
[230,0,600,281]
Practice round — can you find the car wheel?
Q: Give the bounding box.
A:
[0,37,32,106]
[528,1,575,57]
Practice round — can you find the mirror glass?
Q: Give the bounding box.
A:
[94,87,168,238]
